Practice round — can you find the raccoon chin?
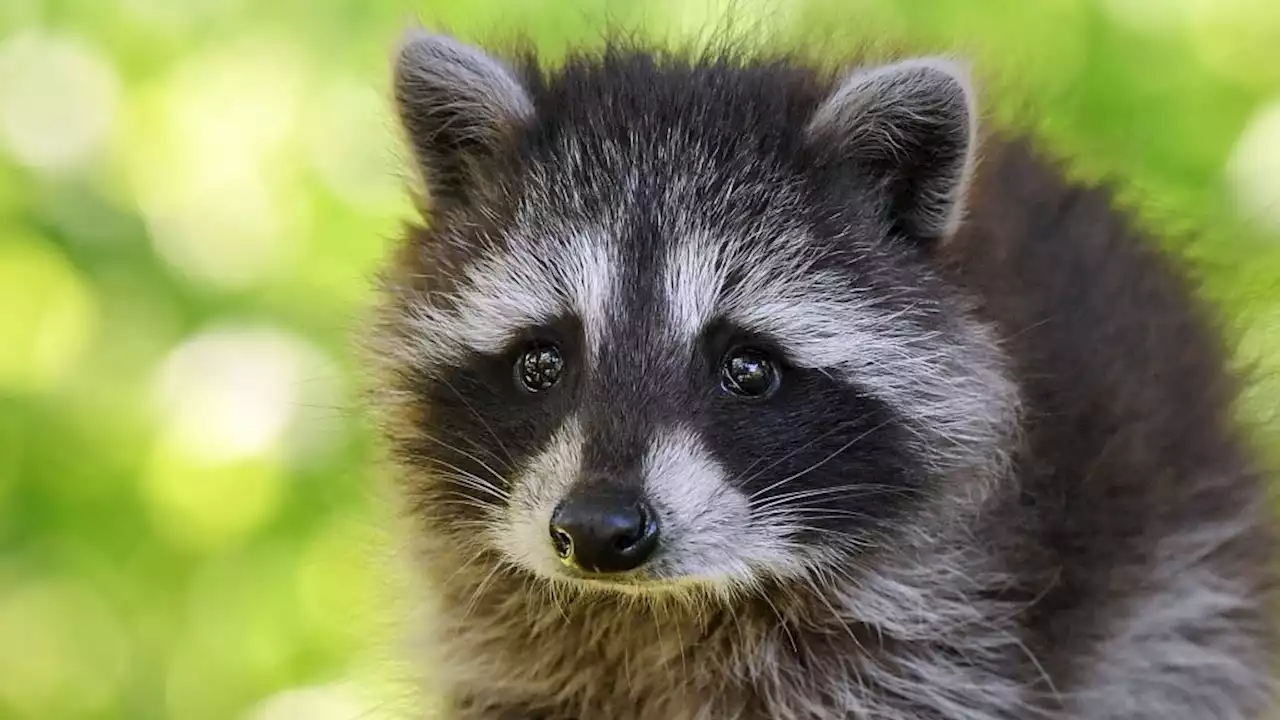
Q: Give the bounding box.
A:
[550,571,715,598]
[532,569,774,612]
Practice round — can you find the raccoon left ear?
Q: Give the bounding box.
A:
[393,29,534,206]
[805,58,977,243]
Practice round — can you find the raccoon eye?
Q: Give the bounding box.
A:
[516,342,564,393]
[721,347,780,398]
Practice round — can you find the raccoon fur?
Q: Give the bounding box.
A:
[366,28,1280,720]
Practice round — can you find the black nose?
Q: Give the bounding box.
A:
[549,487,660,574]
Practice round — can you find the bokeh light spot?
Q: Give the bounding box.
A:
[1235,302,1280,446]
[0,236,98,392]
[165,639,244,720]
[0,31,119,173]
[278,347,349,471]
[297,517,386,652]
[1187,0,1280,89]
[1100,0,1191,35]
[305,80,403,211]
[128,40,309,290]
[1226,99,1280,235]
[185,548,299,680]
[0,578,130,717]
[142,435,285,552]
[245,682,383,720]
[142,324,342,551]
[154,326,318,461]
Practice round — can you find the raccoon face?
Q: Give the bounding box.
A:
[375,32,1018,595]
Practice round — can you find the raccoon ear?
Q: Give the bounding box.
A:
[806,58,977,243]
[393,30,534,204]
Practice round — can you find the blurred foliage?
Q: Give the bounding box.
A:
[0,0,1278,718]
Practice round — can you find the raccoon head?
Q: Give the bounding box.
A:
[373,31,1018,598]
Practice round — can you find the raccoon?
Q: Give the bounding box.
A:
[366,28,1280,720]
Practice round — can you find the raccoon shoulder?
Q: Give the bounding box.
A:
[945,135,1280,717]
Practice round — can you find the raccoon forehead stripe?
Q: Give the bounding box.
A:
[664,230,929,376]
[402,232,615,370]
[663,232,1018,471]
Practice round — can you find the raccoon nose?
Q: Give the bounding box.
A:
[549,487,659,574]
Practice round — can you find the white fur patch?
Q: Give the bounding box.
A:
[643,425,803,587]
[833,554,1042,719]
[1062,524,1276,719]
[401,231,615,372]
[495,417,586,578]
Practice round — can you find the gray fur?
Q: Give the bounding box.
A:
[394,30,534,202]
[805,58,978,241]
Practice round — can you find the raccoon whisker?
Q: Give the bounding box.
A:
[748,494,907,518]
[804,570,874,687]
[462,562,505,623]
[437,507,501,525]
[737,419,863,491]
[646,602,674,681]
[671,604,690,682]
[755,525,877,564]
[797,558,877,608]
[418,431,513,486]
[520,572,544,612]
[439,474,508,500]
[433,476,510,506]
[755,585,801,653]
[747,420,895,502]
[421,459,511,501]
[785,524,881,551]
[440,543,494,590]
[1005,630,1062,707]
[416,449,501,479]
[624,618,636,697]
[435,493,505,517]
[420,427,516,475]
[749,483,922,512]
[438,375,518,470]
[429,466,508,493]
[752,514,883,534]
[520,564,557,625]
[547,576,571,623]
[752,503,883,520]
[787,517,885,535]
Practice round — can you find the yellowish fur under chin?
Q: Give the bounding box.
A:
[563,574,718,594]
[514,565,770,611]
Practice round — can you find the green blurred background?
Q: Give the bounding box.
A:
[1,0,1278,718]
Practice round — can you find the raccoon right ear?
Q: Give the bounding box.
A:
[393,30,534,205]
[805,58,978,244]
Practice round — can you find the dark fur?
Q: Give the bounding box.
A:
[368,35,1279,720]
[944,137,1279,704]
